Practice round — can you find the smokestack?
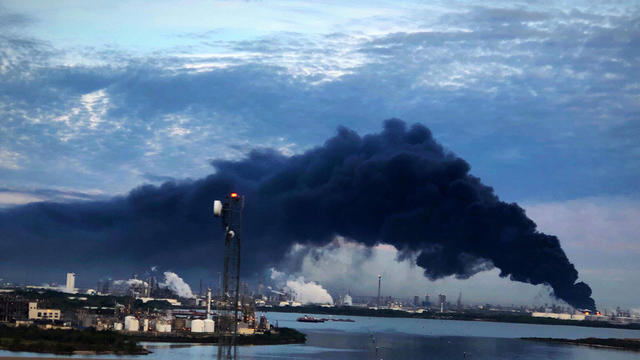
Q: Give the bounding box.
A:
[206,288,212,320]
[377,274,382,308]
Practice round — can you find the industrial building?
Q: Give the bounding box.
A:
[66,273,76,293]
[28,302,61,321]
[438,294,447,313]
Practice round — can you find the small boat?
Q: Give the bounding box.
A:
[297,315,326,323]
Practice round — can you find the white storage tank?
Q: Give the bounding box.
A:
[203,319,215,333]
[113,322,123,331]
[157,323,172,333]
[190,319,204,333]
[124,316,139,332]
[142,318,149,332]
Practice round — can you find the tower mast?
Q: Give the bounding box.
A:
[213,192,244,359]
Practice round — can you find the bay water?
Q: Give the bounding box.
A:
[2,312,640,359]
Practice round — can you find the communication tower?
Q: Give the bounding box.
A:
[213,192,244,359]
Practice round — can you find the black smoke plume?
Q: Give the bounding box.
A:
[0,120,595,310]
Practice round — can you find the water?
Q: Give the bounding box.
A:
[2,312,639,359]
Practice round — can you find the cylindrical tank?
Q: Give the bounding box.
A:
[113,322,123,331]
[124,316,139,332]
[158,323,172,332]
[190,319,204,333]
[203,319,215,333]
[142,318,149,332]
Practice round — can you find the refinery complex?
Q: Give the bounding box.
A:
[1,193,638,342]
[1,268,639,334]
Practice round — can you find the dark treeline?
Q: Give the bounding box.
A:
[0,325,147,354]
[12,289,174,313]
[128,327,306,345]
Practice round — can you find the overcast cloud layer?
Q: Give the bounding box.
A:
[0,1,638,308]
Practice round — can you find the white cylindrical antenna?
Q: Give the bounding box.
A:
[213,200,223,217]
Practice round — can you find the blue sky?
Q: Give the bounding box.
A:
[0,1,638,308]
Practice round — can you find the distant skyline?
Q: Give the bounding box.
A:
[0,1,638,309]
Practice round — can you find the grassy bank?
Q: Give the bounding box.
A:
[0,325,149,355]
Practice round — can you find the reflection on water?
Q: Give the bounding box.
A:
[144,343,211,349]
[134,332,640,360]
[1,312,639,359]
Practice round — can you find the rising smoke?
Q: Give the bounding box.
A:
[160,271,194,298]
[285,279,333,305]
[0,119,595,309]
[113,278,147,287]
[270,268,333,305]
[111,271,194,298]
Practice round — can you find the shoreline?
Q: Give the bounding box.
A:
[523,337,640,351]
[0,358,136,360]
[0,327,306,357]
[259,306,640,331]
[127,327,306,345]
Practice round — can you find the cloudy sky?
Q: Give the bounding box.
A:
[0,1,638,309]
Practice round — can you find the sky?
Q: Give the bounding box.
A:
[0,0,638,309]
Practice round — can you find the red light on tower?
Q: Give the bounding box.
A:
[230,192,238,198]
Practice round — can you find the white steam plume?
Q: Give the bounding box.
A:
[285,278,333,305]
[269,269,333,305]
[160,271,194,298]
[113,279,147,287]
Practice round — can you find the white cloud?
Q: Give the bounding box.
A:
[49,89,111,142]
[524,197,640,308]
[0,187,105,207]
[168,125,191,137]
[0,191,43,206]
[524,197,640,255]
[81,89,109,130]
[0,149,23,169]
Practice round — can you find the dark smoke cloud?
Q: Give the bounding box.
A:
[0,120,595,310]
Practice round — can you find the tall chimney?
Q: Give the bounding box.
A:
[206,288,212,320]
[377,274,382,308]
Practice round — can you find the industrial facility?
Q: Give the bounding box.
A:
[1,192,638,344]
